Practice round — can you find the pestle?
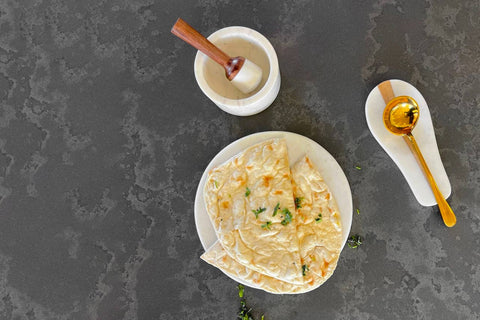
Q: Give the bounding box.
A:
[171,18,263,94]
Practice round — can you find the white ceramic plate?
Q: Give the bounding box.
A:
[194,131,353,288]
[365,79,451,206]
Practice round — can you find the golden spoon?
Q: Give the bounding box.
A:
[382,95,456,227]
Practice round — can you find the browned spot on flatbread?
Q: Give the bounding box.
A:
[221,201,230,209]
[273,190,283,195]
[267,145,273,151]
[246,165,253,170]
[305,156,314,169]
[325,193,330,200]
[323,259,330,269]
[320,259,330,277]
[263,175,273,187]
[234,158,238,165]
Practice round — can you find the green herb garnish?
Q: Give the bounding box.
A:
[347,234,363,249]
[252,207,266,219]
[214,180,219,188]
[302,264,309,276]
[238,284,244,298]
[295,197,304,209]
[355,165,361,170]
[272,203,280,217]
[315,213,322,223]
[356,208,360,215]
[280,208,293,225]
[238,300,254,320]
[261,221,272,230]
[245,187,251,197]
[236,284,263,320]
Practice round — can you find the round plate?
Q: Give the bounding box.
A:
[194,131,353,288]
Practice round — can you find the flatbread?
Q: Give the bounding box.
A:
[291,156,342,282]
[203,139,304,284]
[201,155,343,293]
[201,241,310,294]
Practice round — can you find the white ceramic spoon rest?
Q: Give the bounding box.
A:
[365,79,451,206]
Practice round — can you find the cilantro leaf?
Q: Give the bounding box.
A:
[261,221,272,230]
[238,284,244,298]
[302,264,309,276]
[245,187,251,197]
[238,300,254,320]
[295,197,304,209]
[280,208,293,225]
[315,213,322,223]
[252,207,266,219]
[272,203,280,217]
[347,234,363,249]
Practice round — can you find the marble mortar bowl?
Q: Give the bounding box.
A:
[194,26,280,116]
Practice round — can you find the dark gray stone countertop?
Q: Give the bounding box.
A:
[0,1,479,319]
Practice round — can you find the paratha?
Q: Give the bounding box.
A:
[291,156,342,282]
[201,241,310,294]
[201,154,343,293]
[203,139,304,284]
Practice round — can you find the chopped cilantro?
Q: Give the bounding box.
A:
[236,284,263,320]
[272,203,280,217]
[356,208,360,215]
[355,165,361,170]
[245,187,251,197]
[280,208,293,225]
[347,234,363,249]
[302,264,309,276]
[238,300,253,320]
[238,284,244,298]
[295,197,304,209]
[261,221,272,230]
[252,207,266,219]
[315,213,322,223]
[214,180,219,188]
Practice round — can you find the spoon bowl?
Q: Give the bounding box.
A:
[383,96,419,135]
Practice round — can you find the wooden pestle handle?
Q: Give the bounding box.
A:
[171,18,230,68]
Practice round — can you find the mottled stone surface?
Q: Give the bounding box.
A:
[0,0,479,319]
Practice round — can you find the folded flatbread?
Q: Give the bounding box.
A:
[204,139,304,284]
[201,155,343,293]
[291,156,342,281]
[201,241,309,294]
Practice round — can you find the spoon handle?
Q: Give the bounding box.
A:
[378,80,395,103]
[404,133,456,227]
[171,18,230,68]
